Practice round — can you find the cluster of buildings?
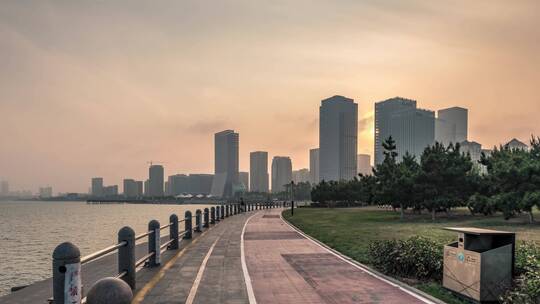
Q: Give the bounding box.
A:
[86,95,529,199]
[0,180,52,199]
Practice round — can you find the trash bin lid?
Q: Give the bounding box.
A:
[443,227,515,235]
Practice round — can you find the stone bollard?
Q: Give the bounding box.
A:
[195,210,202,232]
[169,214,179,250]
[203,208,210,228]
[148,220,161,267]
[118,226,135,289]
[233,204,237,215]
[53,242,81,304]
[226,205,230,217]
[291,200,294,216]
[215,206,220,222]
[211,207,216,224]
[221,205,225,219]
[86,277,133,304]
[184,211,192,239]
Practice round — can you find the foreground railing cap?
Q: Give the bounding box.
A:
[53,242,80,259]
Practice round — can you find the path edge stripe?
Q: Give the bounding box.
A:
[241,212,259,304]
[185,237,220,304]
[280,212,445,304]
[132,229,211,304]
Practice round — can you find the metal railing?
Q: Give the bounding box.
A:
[49,201,285,303]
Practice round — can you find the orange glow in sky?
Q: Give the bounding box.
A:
[1,0,539,192]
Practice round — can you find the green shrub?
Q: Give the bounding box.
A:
[501,242,540,303]
[367,236,443,281]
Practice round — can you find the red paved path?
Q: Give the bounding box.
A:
[244,209,432,304]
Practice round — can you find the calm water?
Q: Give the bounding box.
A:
[0,200,211,296]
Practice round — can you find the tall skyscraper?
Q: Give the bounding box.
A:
[374,97,435,165]
[91,177,104,197]
[239,172,249,191]
[250,151,269,193]
[271,156,292,193]
[309,148,319,184]
[435,107,468,146]
[319,95,358,182]
[148,165,164,197]
[211,130,239,197]
[292,169,310,183]
[1,181,9,196]
[357,154,372,176]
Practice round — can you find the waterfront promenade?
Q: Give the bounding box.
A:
[3,208,440,304]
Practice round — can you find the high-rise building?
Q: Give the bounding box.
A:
[91,177,104,197]
[123,179,141,197]
[136,181,144,196]
[435,107,468,146]
[148,165,164,197]
[211,130,239,197]
[319,95,358,182]
[309,148,319,184]
[374,97,435,165]
[39,186,53,198]
[250,151,269,193]
[292,169,310,184]
[167,174,190,196]
[271,156,292,193]
[1,181,8,196]
[239,172,249,191]
[188,174,214,195]
[357,154,372,176]
[144,179,149,196]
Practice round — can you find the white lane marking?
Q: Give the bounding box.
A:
[185,237,220,304]
[241,213,259,304]
[280,213,440,304]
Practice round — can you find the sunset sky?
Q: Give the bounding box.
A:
[1,0,540,193]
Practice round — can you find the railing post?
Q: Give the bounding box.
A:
[53,242,81,304]
[211,207,216,224]
[291,200,294,216]
[204,208,210,228]
[87,277,133,304]
[169,214,179,250]
[215,206,220,222]
[221,205,225,219]
[195,209,202,232]
[233,204,237,215]
[184,211,192,239]
[118,226,135,289]
[226,205,229,217]
[148,220,160,267]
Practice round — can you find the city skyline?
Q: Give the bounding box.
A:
[1,1,540,192]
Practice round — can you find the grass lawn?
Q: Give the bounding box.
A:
[282,207,540,303]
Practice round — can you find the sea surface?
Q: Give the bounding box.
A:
[0,200,211,297]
